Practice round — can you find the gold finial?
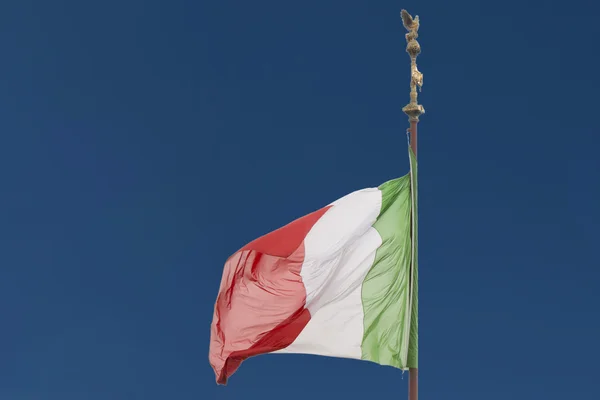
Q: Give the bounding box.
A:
[401,10,425,122]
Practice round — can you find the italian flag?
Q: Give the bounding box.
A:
[209,147,418,385]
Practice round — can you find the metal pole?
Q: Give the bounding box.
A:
[410,119,418,156]
[401,9,424,400]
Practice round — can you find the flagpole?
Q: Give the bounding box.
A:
[401,9,424,400]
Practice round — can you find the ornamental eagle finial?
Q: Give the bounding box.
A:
[401,10,419,33]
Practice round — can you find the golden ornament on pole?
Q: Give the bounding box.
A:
[401,9,425,123]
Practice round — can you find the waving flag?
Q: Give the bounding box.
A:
[209,147,418,385]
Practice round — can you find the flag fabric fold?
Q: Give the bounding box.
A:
[209,146,418,384]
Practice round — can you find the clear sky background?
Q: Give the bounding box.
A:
[1,0,599,399]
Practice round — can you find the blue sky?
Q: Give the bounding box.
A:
[1,0,599,399]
